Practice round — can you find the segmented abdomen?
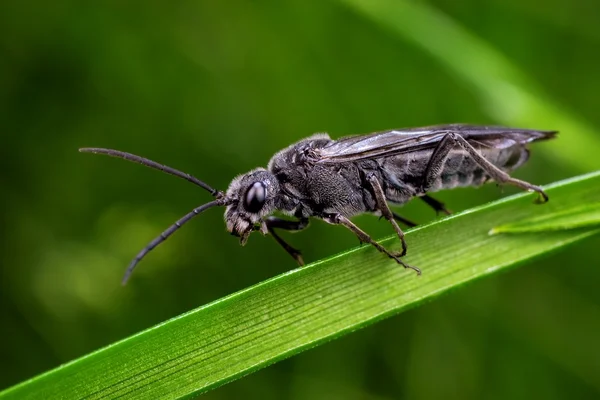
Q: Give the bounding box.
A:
[380,144,529,203]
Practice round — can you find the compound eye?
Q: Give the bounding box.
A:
[244,182,266,213]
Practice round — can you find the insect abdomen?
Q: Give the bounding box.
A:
[429,145,529,192]
[381,144,530,202]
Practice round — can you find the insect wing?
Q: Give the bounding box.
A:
[314,124,555,163]
[314,127,441,163]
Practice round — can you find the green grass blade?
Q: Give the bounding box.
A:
[2,171,599,400]
[491,202,600,234]
[338,0,600,171]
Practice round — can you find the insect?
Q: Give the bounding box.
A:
[80,124,556,284]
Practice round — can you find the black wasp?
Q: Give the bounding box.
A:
[80,124,556,284]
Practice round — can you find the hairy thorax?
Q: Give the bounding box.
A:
[268,135,373,217]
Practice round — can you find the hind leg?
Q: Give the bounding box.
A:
[422,133,548,203]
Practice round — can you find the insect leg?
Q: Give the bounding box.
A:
[391,212,417,228]
[422,133,548,203]
[420,195,452,215]
[322,213,420,274]
[264,217,309,266]
[367,174,408,256]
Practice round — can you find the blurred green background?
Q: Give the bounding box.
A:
[2,0,600,398]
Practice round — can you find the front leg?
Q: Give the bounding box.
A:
[263,216,309,266]
[322,213,421,275]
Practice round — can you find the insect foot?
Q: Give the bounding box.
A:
[531,186,549,204]
[389,252,421,276]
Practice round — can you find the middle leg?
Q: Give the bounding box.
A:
[420,194,452,215]
[367,174,408,257]
[391,212,417,228]
[322,213,421,275]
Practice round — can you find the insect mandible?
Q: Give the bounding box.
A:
[80,124,556,284]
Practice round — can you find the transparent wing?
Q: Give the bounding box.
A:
[314,124,556,163]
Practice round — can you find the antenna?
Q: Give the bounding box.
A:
[79,147,231,283]
[79,148,221,196]
[121,199,227,285]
